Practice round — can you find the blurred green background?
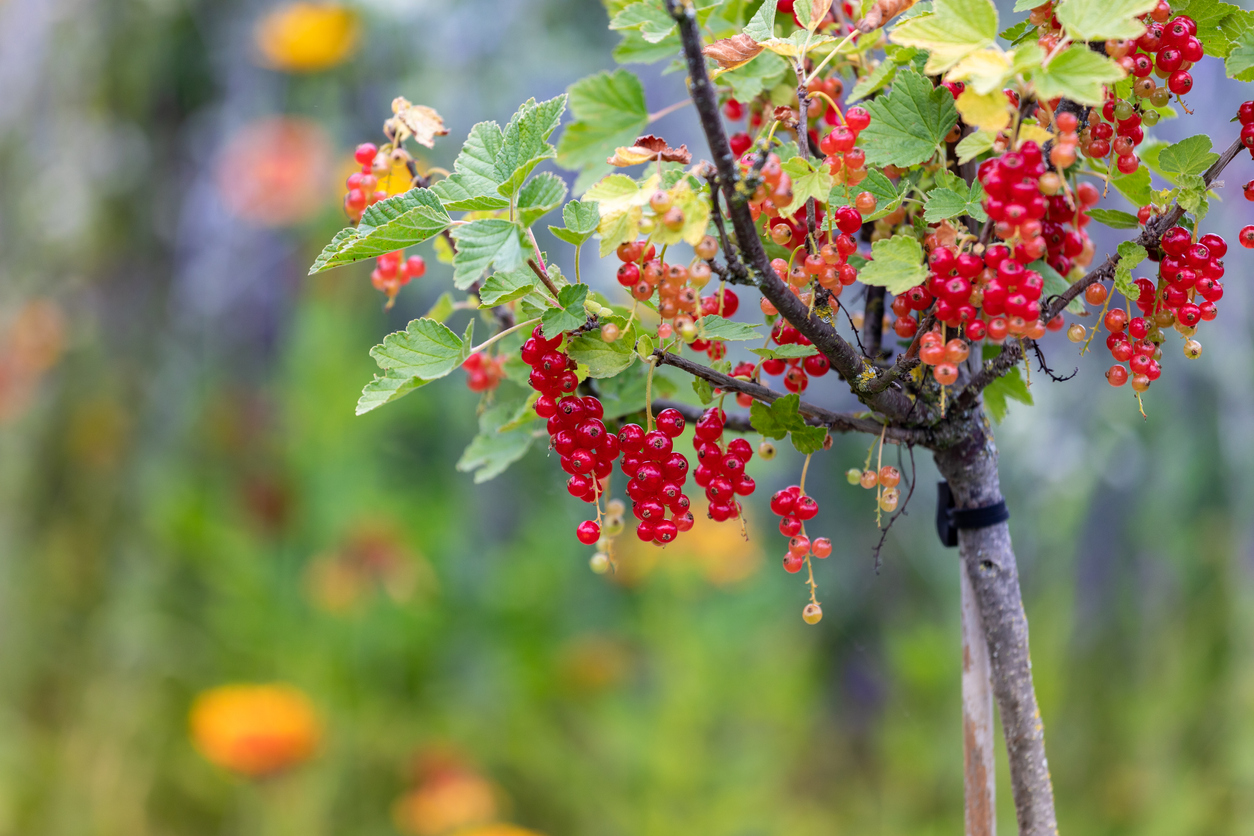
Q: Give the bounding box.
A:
[3,1,1254,834]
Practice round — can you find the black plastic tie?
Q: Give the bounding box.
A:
[936,481,1010,548]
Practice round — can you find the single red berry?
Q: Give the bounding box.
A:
[354,143,378,166]
[845,106,871,132]
[655,408,686,438]
[782,553,805,574]
[1241,225,1254,248]
[576,520,601,545]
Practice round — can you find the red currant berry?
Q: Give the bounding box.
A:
[576,520,601,544]
[782,553,805,574]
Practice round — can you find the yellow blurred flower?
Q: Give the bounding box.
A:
[254,3,360,73]
[457,827,545,836]
[613,499,763,587]
[190,684,320,777]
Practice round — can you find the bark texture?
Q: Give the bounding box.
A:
[935,420,1058,836]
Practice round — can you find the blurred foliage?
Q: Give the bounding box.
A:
[2,0,1254,835]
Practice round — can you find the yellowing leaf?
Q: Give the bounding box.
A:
[890,0,999,73]
[1055,0,1159,41]
[946,48,1012,95]
[651,181,712,247]
[253,3,360,73]
[387,99,449,149]
[762,30,837,57]
[1016,121,1054,147]
[956,88,1011,132]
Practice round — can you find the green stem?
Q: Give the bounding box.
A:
[470,317,541,354]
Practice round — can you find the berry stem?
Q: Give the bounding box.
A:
[804,29,857,87]
[470,317,541,355]
[645,356,657,433]
[799,452,814,496]
[647,98,692,123]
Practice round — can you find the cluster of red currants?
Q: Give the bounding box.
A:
[759,324,832,394]
[1103,9,1202,102]
[620,409,695,545]
[461,352,506,393]
[1099,227,1226,391]
[520,327,618,545]
[690,407,757,520]
[1239,100,1254,159]
[818,106,873,187]
[1080,96,1152,175]
[370,250,426,303]
[915,331,970,386]
[343,143,390,224]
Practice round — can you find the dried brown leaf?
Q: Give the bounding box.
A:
[856,0,919,33]
[387,98,449,149]
[702,34,765,72]
[607,135,692,167]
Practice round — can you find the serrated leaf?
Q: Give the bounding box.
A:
[1000,18,1031,37]
[1029,259,1085,315]
[518,172,568,226]
[796,0,834,31]
[1227,28,1254,80]
[1054,0,1158,41]
[790,425,828,454]
[430,121,509,211]
[610,0,676,43]
[587,172,656,256]
[479,263,537,306]
[955,87,1012,132]
[922,180,988,223]
[1113,241,1148,298]
[947,47,1014,96]
[651,179,713,247]
[889,0,999,74]
[356,371,435,416]
[982,365,1031,423]
[310,189,452,274]
[751,344,819,359]
[1034,46,1126,106]
[370,317,472,376]
[857,234,929,294]
[848,57,900,103]
[859,69,959,167]
[613,29,682,64]
[541,284,589,338]
[750,393,804,439]
[567,333,636,377]
[761,29,837,58]
[1086,208,1140,229]
[494,95,567,198]
[1158,135,1219,178]
[698,314,761,341]
[456,389,539,483]
[450,219,526,289]
[549,199,601,245]
[780,156,834,215]
[744,0,779,40]
[635,332,655,360]
[1171,0,1248,59]
[556,70,650,190]
[955,129,996,163]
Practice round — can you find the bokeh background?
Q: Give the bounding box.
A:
[3,0,1254,834]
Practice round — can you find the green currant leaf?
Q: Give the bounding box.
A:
[450,219,526,289]
[430,121,510,211]
[517,171,568,226]
[750,344,819,359]
[355,318,474,415]
[425,292,456,323]
[982,365,1031,423]
[790,425,828,455]
[780,156,834,216]
[889,0,999,74]
[495,95,567,199]
[612,29,681,64]
[1054,0,1158,41]
[597,361,676,418]
[922,179,988,223]
[721,52,790,102]
[698,314,761,342]
[456,386,540,483]
[859,68,959,167]
[479,263,538,307]
[1158,135,1219,178]
[857,234,929,295]
[309,189,452,274]
[1113,241,1148,298]
[549,199,601,247]
[1227,27,1254,80]
[610,0,676,43]
[749,393,805,440]
[1109,164,1152,206]
[1174,0,1249,59]
[955,129,996,163]
[743,0,780,40]
[566,333,636,378]
[1033,46,1126,106]
[1085,208,1140,229]
[556,70,650,192]
[692,376,715,405]
[541,284,590,338]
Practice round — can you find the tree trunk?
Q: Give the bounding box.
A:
[934,419,1058,836]
[962,558,997,836]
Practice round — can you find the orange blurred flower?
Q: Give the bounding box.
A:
[216,117,333,227]
[0,299,66,423]
[305,520,436,614]
[457,827,545,836]
[190,684,320,777]
[254,3,360,73]
[393,758,498,836]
